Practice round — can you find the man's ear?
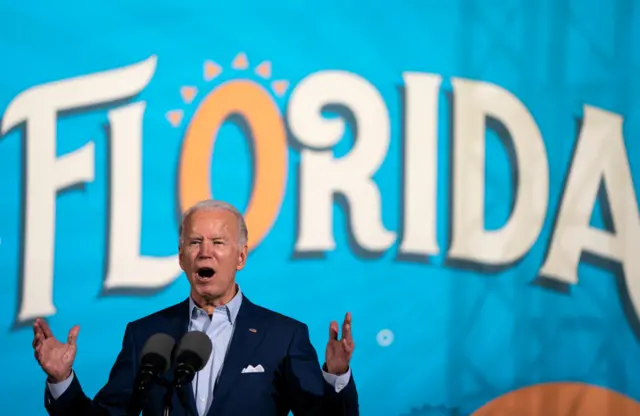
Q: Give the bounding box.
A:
[236,245,248,271]
[178,244,184,270]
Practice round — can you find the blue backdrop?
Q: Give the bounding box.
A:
[1,0,639,415]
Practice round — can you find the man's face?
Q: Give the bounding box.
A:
[179,208,247,304]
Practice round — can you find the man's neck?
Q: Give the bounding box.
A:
[192,286,237,314]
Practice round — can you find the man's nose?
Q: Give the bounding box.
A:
[197,240,214,257]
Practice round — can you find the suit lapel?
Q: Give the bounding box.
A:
[160,298,199,416]
[213,296,266,400]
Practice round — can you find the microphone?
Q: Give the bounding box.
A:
[161,331,212,416]
[172,331,213,388]
[126,333,175,416]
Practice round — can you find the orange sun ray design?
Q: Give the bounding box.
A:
[167,53,290,128]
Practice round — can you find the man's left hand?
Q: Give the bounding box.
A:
[325,312,354,375]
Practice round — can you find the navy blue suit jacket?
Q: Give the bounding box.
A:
[44,296,359,416]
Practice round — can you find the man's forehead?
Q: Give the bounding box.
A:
[185,209,238,231]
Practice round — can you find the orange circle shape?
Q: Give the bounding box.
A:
[178,80,287,251]
[472,382,640,416]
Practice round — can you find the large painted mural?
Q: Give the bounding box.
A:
[1,0,639,414]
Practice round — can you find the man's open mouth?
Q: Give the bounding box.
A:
[197,267,215,278]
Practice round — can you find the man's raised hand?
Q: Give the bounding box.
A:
[32,318,79,383]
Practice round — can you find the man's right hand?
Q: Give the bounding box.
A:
[32,318,80,383]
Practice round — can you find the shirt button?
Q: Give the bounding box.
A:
[200,397,206,403]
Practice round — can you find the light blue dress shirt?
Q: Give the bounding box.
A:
[188,289,240,415]
[47,287,351,416]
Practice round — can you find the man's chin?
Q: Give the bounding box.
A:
[194,280,224,295]
[189,276,236,300]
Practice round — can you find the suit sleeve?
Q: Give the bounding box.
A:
[284,323,359,416]
[44,323,138,416]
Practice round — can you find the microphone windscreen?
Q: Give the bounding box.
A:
[141,333,176,373]
[175,331,212,372]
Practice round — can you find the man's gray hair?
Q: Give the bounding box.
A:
[178,200,248,246]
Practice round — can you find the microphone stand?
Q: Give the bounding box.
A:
[158,378,194,416]
[127,373,163,416]
[158,378,178,416]
[176,387,195,416]
[162,381,174,416]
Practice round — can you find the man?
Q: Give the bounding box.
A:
[32,200,358,415]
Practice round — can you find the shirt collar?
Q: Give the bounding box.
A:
[188,285,243,325]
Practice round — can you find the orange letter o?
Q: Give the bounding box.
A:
[178,80,287,251]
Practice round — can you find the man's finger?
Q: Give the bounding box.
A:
[33,321,45,341]
[328,321,339,341]
[342,312,352,341]
[342,337,355,353]
[67,325,80,346]
[37,318,54,339]
[32,332,44,349]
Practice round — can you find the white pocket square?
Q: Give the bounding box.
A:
[241,364,265,373]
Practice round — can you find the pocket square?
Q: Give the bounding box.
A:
[241,364,265,373]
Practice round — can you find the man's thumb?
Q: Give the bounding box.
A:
[67,325,80,345]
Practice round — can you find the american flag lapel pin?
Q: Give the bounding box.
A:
[249,328,257,333]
